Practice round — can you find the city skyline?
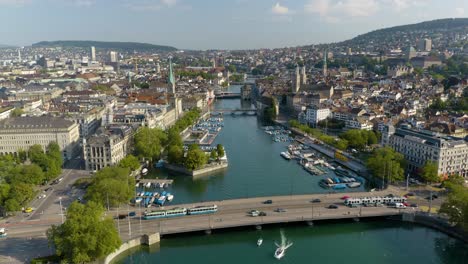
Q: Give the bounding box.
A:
[0,0,466,50]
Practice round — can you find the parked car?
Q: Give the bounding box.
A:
[405,192,415,197]
[311,199,321,203]
[263,200,273,204]
[259,211,267,216]
[410,204,418,208]
[328,205,338,209]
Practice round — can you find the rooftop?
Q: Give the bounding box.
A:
[0,116,75,129]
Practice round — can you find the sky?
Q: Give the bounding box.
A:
[0,0,466,50]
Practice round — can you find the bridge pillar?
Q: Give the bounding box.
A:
[255,225,262,230]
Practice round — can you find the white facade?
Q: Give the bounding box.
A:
[0,117,80,160]
[305,107,331,126]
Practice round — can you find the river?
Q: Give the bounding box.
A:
[122,85,467,263]
[146,85,366,205]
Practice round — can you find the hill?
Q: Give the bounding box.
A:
[32,40,177,52]
[339,18,468,49]
[0,44,16,48]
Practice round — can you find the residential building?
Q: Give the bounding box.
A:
[0,116,80,160]
[304,106,331,127]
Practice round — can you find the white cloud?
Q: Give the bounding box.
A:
[455,7,465,17]
[161,0,176,7]
[71,0,94,7]
[271,2,290,15]
[305,0,379,22]
[126,0,180,12]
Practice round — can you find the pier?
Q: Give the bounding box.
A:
[137,179,174,186]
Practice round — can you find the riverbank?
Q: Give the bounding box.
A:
[164,161,228,177]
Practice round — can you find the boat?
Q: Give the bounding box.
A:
[347,182,361,188]
[155,159,165,168]
[0,228,7,238]
[141,168,148,175]
[166,193,174,202]
[335,167,351,177]
[257,238,263,246]
[156,195,166,205]
[332,183,347,190]
[280,152,291,160]
[274,230,293,260]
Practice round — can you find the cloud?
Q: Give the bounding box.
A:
[271,2,290,15]
[455,7,465,17]
[127,0,179,12]
[305,0,379,22]
[70,0,94,7]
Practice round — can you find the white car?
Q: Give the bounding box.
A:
[38,194,46,199]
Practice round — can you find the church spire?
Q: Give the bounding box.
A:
[168,57,176,94]
[323,50,328,78]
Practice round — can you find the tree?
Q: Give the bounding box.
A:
[134,127,167,161]
[10,108,23,117]
[85,167,135,208]
[7,183,35,210]
[366,147,405,183]
[118,155,140,171]
[10,164,45,185]
[47,201,121,263]
[210,150,218,161]
[184,145,208,170]
[167,145,184,165]
[216,144,225,159]
[439,183,468,231]
[166,127,183,148]
[421,161,440,183]
[227,65,236,73]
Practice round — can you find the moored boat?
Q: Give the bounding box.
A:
[280,152,291,160]
[257,238,263,246]
[0,228,7,238]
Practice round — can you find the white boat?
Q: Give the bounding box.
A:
[257,238,263,246]
[274,230,293,260]
[0,228,7,238]
[141,168,148,175]
[280,152,291,160]
[167,194,174,202]
[347,182,361,188]
[145,182,151,188]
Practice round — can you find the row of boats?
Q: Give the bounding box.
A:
[134,191,174,207]
[136,181,170,189]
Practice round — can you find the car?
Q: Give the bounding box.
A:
[311,199,321,203]
[406,192,415,196]
[259,212,267,216]
[341,196,350,200]
[57,177,64,182]
[274,208,287,213]
[44,187,52,192]
[129,211,136,217]
[24,207,33,213]
[410,204,418,208]
[263,200,273,204]
[249,210,260,217]
[426,194,438,200]
[328,205,338,209]
[38,194,46,199]
[386,194,395,198]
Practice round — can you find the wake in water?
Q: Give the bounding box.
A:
[274,229,293,259]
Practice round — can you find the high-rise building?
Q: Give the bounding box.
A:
[110,51,118,63]
[418,38,432,52]
[90,46,96,61]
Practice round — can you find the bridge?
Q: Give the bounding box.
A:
[213,109,257,115]
[215,92,241,99]
[113,191,412,242]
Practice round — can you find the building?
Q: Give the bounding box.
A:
[91,46,96,61]
[418,38,432,52]
[83,126,133,171]
[0,107,14,121]
[385,125,468,178]
[110,51,118,63]
[387,65,413,77]
[0,116,80,160]
[410,57,442,69]
[304,107,331,127]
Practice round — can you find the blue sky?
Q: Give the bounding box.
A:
[0,0,466,50]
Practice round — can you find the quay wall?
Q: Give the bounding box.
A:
[102,233,160,264]
[398,213,468,243]
[164,161,228,176]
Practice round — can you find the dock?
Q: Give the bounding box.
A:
[137,179,174,186]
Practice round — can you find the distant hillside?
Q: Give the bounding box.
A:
[32,40,177,52]
[340,18,468,48]
[0,44,16,48]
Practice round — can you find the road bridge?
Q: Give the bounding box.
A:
[215,92,241,99]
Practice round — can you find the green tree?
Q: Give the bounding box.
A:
[7,182,35,210]
[118,155,140,171]
[216,144,225,159]
[184,144,208,170]
[85,167,135,208]
[421,161,440,183]
[227,65,236,72]
[439,183,468,231]
[167,145,184,165]
[134,127,167,161]
[10,164,45,185]
[166,127,183,148]
[29,144,47,164]
[47,201,121,263]
[366,147,406,183]
[210,150,218,161]
[10,108,23,117]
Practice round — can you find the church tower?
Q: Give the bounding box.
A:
[292,66,301,93]
[301,66,307,85]
[168,57,181,120]
[323,50,328,78]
